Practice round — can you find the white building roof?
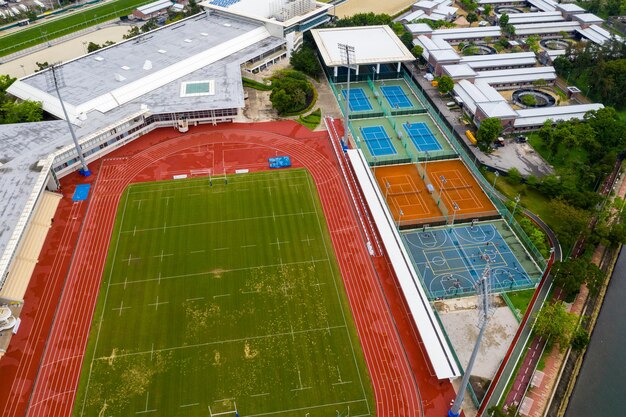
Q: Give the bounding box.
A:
[137,0,173,15]
[514,103,604,127]
[406,22,434,35]
[555,3,585,13]
[346,149,461,380]
[527,0,557,12]
[513,21,581,36]
[504,12,564,25]
[460,52,536,70]
[572,13,604,25]
[432,26,501,41]
[453,79,516,118]
[430,49,461,62]
[477,0,525,3]
[312,26,415,67]
[476,66,556,85]
[443,64,477,79]
[415,0,439,8]
[576,24,619,45]
[402,10,426,22]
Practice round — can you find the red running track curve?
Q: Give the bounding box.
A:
[0,121,456,417]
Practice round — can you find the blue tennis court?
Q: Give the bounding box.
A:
[341,88,373,112]
[360,125,397,157]
[403,122,442,152]
[402,223,535,299]
[381,85,413,109]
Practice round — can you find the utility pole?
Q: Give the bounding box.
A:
[448,263,493,417]
[46,63,91,176]
[338,43,356,147]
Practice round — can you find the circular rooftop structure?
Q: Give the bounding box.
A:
[540,38,570,50]
[495,6,524,14]
[461,44,497,55]
[512,89,556,108]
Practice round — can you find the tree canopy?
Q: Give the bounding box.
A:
[269,70,314,115]
[0,74,43,125]
[476,118,502,150]
[436,75,454,94]
[552,258,604,299]
[534,301,578,351]
[290,45,321,78]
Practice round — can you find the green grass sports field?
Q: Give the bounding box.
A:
[72,169,374,417]
[0,0,151,57]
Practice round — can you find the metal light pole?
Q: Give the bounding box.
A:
[492,170,500,189]
[398,209,404,229]
[437,175,447,205]
[509,194,521,223]
[448,264,493,417]
[450,202,460,227]
[385,180,391,199]
[424,150,430,179]
[46,64,91,176]
[338,43,356,146]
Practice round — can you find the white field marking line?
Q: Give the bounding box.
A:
[148,296,169,311]
[291,365,311,392]
[163,222,166,234]
[136,392,156,414]
[186,297,205,302]
[250,393,270,398]
[190,249,205,254]
[290,325,296,342]
[213,293,231,299]
[133,225,137,237]
[304,175,371,415]
[332,365,352,386]
[154,250,174,262]
[213,398,234,403]
[158,271,161,285]
[180,403,200,408]
[272,210,276,222]
[80,191,131,417]
[122,254,141,265]
[123,276,128,290]
[162,196,173,206]
[97,325,347,360]
[241,244,256,249]
[269,238,289,251]
[120,211,316,234]
[301,235,315,246]
[189,193,201,197]
[112,300,131,317]
[243,399,368,417]
[241,289,260,294]
[214,247,229,251]
[150,343,154,361]
[110,258,329,287]
[134,199,146,210]
[127,170,309,193]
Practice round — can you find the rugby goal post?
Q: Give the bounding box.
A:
[209,401,238,417]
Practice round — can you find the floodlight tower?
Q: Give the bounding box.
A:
[338,43,356,146]
[46,63,91,176]
[448,263,494,417]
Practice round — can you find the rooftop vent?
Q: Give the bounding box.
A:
[158,49,167,54]
[121,65,131,71]
[184,39,193,43]
[223,23,231,27]
[114,73,126,82]
[200,32,208,36]
[143,60,153,70]
[94,56,104,61]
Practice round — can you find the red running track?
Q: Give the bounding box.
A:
[0,121,455,417]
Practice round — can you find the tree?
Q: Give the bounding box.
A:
[548,198,590,251]
[411,45,424,59]
[534,301,578,351]
[504,24,516,38]
[483,4,492,16]
[552,258,590,298]
[507,167,522,184]
[188,0,201,15]
[466,12,478,27]
[289,45,321,78]
[1,100,43,124]
[124,26,140,39]
[476,117,502,150]
[499,13,509,28]
[87,42,101,53]
[35,62,49,72]
[141,19,158,33]
[269,70,314,115]
[571,328,589,351]
[436,75,454,94]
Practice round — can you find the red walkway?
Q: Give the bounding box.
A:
[0,121,456,417]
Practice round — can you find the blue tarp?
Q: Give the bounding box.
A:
[269,156,291,169]
[72,184,91,201]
